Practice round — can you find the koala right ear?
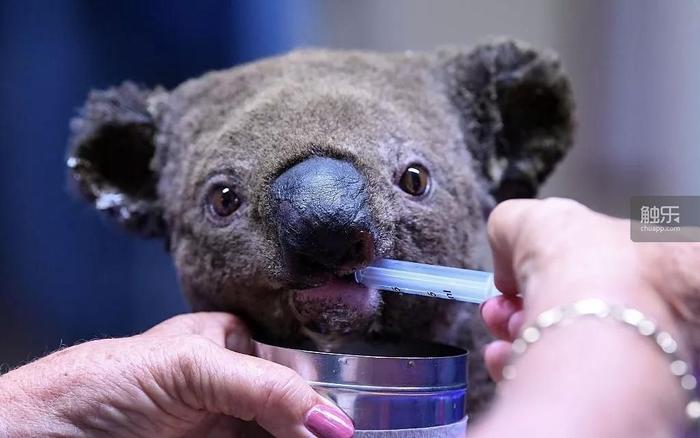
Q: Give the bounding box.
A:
[440,40,574,202]
[67,82,166,237]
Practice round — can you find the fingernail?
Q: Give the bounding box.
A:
[304,404,354,438]
[508,310,525,339]
[498,295,517,313]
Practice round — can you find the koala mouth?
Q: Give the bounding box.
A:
[289,276,381,351]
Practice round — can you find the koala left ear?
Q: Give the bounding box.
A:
[441,39,575,201]
[67,81,166,237]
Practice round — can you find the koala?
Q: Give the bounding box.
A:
[67,39,574,415]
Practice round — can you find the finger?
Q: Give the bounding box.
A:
[484,340,512,382]
[507,310,525,340]
[480,296,523,341]
[144,312,253,354]
[487,199,540,295]
[178,343,354,438]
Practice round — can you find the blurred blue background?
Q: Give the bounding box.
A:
[0,0,310,365]
[1,0,699,368]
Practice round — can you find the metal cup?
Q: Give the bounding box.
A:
[253,338,469,434]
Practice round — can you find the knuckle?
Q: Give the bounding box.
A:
[522,198,591,239]
[204,311,244,324]
[167,313,194,324]
[169,336,219,407]
[189,311,239,326]
[259,366,309,415]
[182,334,218,353]
[539,197,588,218]
[151,313,197,334]
[488,199,518,224]
[490,199,590,272]
[488,198,555,231]
[487,199,523,238]
[173,335,215,373]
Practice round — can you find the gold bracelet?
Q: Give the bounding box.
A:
[502,298,699,424]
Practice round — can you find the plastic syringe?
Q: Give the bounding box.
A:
[354,258,501,304]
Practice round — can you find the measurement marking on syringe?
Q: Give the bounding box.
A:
[385,287,457,300]
[359,259,501,304]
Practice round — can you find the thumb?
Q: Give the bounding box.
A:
[171,339,354,438]
[487,198,540,295]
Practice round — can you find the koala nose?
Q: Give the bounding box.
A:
[270,156,375,280]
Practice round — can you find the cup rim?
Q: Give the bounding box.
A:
[251,337,469,360]
[252,338,469,390]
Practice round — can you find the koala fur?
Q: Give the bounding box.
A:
[67,39,574,416]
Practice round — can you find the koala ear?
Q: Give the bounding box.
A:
[67,82,166,237]
[442,39,574,201]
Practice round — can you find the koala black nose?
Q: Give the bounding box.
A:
[270,156,375,280]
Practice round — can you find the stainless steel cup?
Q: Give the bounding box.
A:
[253,338,469,436]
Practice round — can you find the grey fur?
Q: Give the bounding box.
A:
[67,40,574,416]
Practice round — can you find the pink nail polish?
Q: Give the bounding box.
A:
[304,404,354,438]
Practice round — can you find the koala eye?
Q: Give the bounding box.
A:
[399,164,430,196]
[206,184,241,220]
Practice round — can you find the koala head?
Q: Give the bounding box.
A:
[68,40,573,351]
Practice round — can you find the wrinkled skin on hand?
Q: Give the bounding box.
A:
[471,198,700,438]
[480,198,700,380]
[0,313,352,438]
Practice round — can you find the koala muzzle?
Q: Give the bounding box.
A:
[270,156,375,281]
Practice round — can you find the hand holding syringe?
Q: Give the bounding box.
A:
[355,258,502,304]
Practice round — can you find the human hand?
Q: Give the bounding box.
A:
[474,198,699,437]
[481,197,699,381]
[0,312,354,438]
